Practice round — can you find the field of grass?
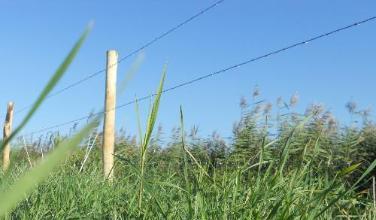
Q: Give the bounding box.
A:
[1,96,376,219]
[0,26,376,220]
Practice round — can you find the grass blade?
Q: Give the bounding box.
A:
[0,24,92,150]
[0,118,99,217]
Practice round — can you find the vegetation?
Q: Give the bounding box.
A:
[0,89,375,219]
[0,26,375,219]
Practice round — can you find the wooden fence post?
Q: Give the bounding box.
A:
[2,102,14,172]
[102,50,118,181]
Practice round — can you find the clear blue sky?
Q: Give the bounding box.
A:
[0,0,375,140]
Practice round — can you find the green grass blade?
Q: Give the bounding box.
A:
[338,163,362,177]
[135,98,144,148]
[118,53,144,95]
[138,67,166,212]
[0,25,92,150]
[352,159,376,187]
[142,67,166,150]
[179,106,194,218]
[0,118,99,217]
[316,160,376,217]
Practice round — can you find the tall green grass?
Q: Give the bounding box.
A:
[4,102,376,219]
[0,27,375,220]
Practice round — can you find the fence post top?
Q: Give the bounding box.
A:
[7,102,14,111]
[107,50,118,56]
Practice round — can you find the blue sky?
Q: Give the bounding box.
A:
[0,0,375,140]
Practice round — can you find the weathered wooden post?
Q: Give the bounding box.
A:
[2,102,14,172]
[102,50,118,181]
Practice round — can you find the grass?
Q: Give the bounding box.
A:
[1,140,375,219]
[1,105,376,219]
[0,25,375,219]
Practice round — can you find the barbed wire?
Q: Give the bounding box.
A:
[20,16,376,137]
[9,0,225,116]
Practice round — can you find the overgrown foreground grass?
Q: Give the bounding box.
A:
[2,111,376,219]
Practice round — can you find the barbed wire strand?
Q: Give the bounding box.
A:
[21,15,376,137]
[11,0,225,115]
